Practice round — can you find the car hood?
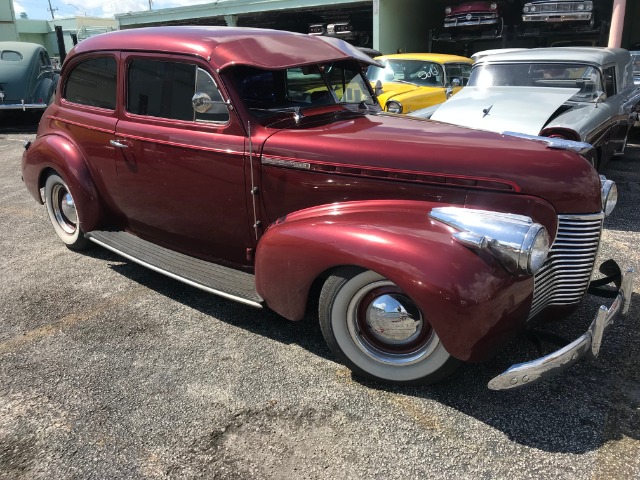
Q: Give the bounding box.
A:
[450,2,495,14]
[377,82,433,100]
[261,112,601,213]
[430,86,579,135]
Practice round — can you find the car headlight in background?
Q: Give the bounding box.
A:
[490,2,498,10]
[577,3,585,10]
[584,1,593,11]
[429,207,552,275]
[445,6,452,14]
[523,5,530,12]
[386,101,403,114]
[600,176,618,217]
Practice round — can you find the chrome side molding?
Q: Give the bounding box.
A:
[502,131,593,157]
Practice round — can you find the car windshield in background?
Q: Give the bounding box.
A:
[468,63,604,102]
[233,61,375,117]
[367,60,445,87]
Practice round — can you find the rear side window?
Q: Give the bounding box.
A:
[127,59,229,123]
[1,50,23,61]
[64,57,117,110]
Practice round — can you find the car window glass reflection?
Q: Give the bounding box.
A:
[64,57,117,110]
[233,61,374,117]
[470,63,605,102]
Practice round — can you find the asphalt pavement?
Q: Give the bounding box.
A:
[1,113,639,479]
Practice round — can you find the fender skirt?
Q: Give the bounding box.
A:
[256,199,534,362]
[22,135,103,232]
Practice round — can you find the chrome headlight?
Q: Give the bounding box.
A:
[600,176,618,217]
[429,207,551,275]
[584,1,593,11]
[577,3,585,10]
[530,5,537,12]
[523,5,530,13]
[386,101,403,114]
[445,6,452,14]
[490,2,498,10]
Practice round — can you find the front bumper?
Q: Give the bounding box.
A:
[444,17,500,28]
[523,13,592,23]
[488,264,634,390]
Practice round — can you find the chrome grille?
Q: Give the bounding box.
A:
[536,3,580,13]
[528,213,603,319]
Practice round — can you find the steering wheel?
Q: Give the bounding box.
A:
[417,71,429,80]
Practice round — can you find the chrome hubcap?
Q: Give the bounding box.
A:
[347,280,436,366]
[52,184,77,235]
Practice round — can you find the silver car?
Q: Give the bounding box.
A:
[414,47,640,171]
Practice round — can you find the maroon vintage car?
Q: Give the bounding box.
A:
[22,27,633,390]
[443,1,509,38]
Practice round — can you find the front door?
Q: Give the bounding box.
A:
[113,53,251,268]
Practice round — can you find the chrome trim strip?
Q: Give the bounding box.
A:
[0,103,47,110]
[262,157,311,170]
[87,236,264,309]
[502,131,593,156]
[489,265,634,390]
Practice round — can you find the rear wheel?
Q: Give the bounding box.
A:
[319,267,460,385]
[44,173,90,250]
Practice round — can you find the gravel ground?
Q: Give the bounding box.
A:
[1,113,639,479]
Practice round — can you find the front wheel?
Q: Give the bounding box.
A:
[319,267,460,385]
[44,173,91,250]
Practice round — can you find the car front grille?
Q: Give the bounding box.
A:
[528,213,603,319]
[535,2,582,13]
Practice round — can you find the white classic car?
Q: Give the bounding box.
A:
[412,47,640,171]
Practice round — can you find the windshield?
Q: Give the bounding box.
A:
[468,62,604,102]
[367,60,445,87]
[232,61,376,117]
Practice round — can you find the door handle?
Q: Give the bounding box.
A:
[110,140,129,148]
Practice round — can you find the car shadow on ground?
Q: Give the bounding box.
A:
[83,245,639,456]
[0,112,42,134]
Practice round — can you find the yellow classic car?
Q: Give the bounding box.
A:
[368,53,473,114]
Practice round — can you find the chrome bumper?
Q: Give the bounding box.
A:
[0,102,47,111]
[523,13,592,23]
[488,265,634,391]
[444,18,499,28]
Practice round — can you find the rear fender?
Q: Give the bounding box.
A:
[255,200,534,361]
[22,134,103,231]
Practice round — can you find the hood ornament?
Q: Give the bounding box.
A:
[482,105,493,118]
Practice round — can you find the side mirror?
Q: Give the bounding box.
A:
[594,91,606,107]
[192,92,232,113]
[445,78,461,99]
[375,80,383,97]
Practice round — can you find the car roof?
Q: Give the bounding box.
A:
[374,53,473,64]
[0,41,44,63]
[475,47,630,66]
[67,26,378,70]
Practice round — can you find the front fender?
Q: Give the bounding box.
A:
[255,200,534,362]
[22,134,103,231]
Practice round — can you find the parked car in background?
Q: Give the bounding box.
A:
[367,53,472,114]
[442,1,511,39]
[416,47,640,170]
[522,0,609,32]
[22,27,632,391]
[0,41,58,114]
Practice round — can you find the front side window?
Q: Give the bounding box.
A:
[444,63,471,86]
[64,57,117,109]
[602,66,616,97]
[127,59,228,123]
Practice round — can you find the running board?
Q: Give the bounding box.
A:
[86,230,263,308]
